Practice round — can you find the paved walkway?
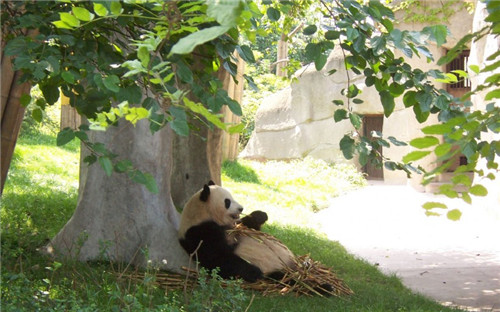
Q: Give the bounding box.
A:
[315,183,500,311]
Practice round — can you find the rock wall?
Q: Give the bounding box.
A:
[240,46,379,165]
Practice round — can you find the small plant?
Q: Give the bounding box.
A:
[185,268,250,312]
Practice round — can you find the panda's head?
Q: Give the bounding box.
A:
[178,181,244,237]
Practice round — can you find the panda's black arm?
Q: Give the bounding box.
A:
[180,221,263,282]
[240,210,268,231]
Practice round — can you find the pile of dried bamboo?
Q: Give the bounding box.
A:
[119,255,353,298]
[244,254,353,297]
[119,225,352,297]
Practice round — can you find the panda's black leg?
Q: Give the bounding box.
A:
[240,210,268,231]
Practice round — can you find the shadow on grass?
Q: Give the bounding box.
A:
[222,160,261,184]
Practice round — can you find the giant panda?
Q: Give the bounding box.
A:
[178,181,296,282]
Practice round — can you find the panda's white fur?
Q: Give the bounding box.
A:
[178,184,243,239]
[178,183,295,280]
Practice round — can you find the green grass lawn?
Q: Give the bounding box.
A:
[1,129,464,312]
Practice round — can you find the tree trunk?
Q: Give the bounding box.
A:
[170,55,244,208]
[49,65,243,272]
[49,120,189,273]
[170,116,220,210]
[1,29,37,194]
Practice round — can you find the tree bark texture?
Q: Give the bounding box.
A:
[170,54,244,208]
[0,29,38,194]
[49,120,189,273]
[50,52,244,270]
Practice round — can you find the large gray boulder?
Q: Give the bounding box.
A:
[240,46,381,163]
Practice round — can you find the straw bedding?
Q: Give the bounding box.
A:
[120,225,353,297]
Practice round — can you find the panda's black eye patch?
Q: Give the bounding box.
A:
[224,198,231,209]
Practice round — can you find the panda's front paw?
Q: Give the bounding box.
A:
[249,211,268,224]
[242,264,263,283]
[241,211,268,231]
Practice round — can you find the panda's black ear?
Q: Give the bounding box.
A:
[208,180,215,186]
[200,184,210,202]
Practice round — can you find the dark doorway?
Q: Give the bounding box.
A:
[363,115,384,180]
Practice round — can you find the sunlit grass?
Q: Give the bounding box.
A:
[222,158,366,228]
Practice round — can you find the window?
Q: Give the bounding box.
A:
[446,49,471,90]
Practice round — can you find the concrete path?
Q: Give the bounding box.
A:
[315,183,500,311]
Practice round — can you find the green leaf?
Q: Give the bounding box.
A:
[370,35,386,56]
[423,25,448,47]
[447,209,462,221]
[485,89,500,100]
[176,62,193,83]
[434,142,452,157]
[266,7,280,21]
[171,25,230,55]
[402,151,431,163]
[332,99,344,106]
[32,108,43,122]
[61,71,76,84]
[93,3,108,16]
[83,154,97,165]
[40,83,60,105]
[452,174,472,187]
[143,173,159,194]
[422,123,453,135]
[169,106,189,136]
[413,103,430,123]
[72,7,94,21]
[99,157,113,177]
[340,135,355,160]
[334,109,348,122]
[52,21,73,29]
[469,64,480,74]
[303,25,317,36]
[349,113,362,129]
[20,93,31,107]
[422,202,447,210]
[59,12,80,27]
[103,75,120,92]
[57,128,75,146]
[325,30,340,40]
[469,184,488,196]
[305,43,321,62]
[388,82,405,97]
[410,136,439,149]
[439,184,458,198]
[403,91,417,108]
[388,136,407,146]
[137,46,150,67]
[207,0,243,26]
[461,192,472,204]
[110,1,123,15]
[236,45,255,63]
[183,98,225,130]
[228,123,245,134]
[380,91,395,117]
[170,119,189,136]
[114,160,133,173]
[314,54,328,71]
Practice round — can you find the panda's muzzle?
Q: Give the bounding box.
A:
[231,207,243,220]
